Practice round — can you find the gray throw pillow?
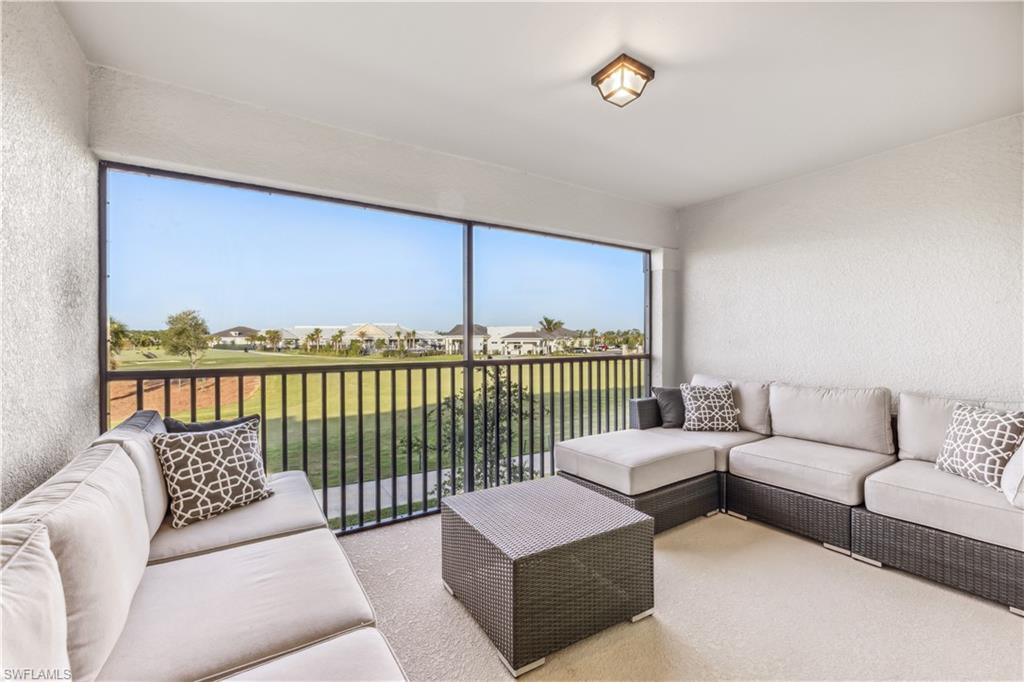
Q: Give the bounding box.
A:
[935,403,1024,489]
[680,383,740,432]
[164,414,260,433]
[652,386,685,428]
[1001,446,1024,508]
[153,420,272,528]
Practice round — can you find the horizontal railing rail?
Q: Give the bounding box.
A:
[103,353,650,534]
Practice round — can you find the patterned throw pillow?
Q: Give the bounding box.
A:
[680,383,740,432]
[935,403,1024,489]
[153,421,272,528]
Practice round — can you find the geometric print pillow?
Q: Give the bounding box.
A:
[680,383,740,432]
[935,403,1024,489]
[152,420,272,528]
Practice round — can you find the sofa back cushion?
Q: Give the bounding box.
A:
[1,523,70,675]
[1,444,150,680]
[692,374,771,435]
[898,392,1024,462]
[897,392,976,462]
[769,383,894,454]
[93,410,168,537]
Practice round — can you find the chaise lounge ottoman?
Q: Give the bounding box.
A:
[554,428,718,532]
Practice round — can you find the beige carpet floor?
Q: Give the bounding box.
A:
[341,512,1024,681]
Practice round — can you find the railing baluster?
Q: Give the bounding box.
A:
[505,364,512,485]
[213,377,221,420]
[340,372,347,532]
[421,368,427,508]
[588,361,594,435]
[163,379,171,418]
[260,375,267,468]
[321,372,328,518]
[436,368,442,505]
[529,364,535,480]
[449,367,457,497]
[237,376,244,418]
[605,359,611,432]
[569,360,575,439]
[281,374,288,471]
[374,370,381,524]
[517,364,524,481]
[493,366,501,486]
[391,370,397,521]
[406,369,412,514]
[135,379,143,411]
[539,362,546,477]
[190,377,197,422]
[482,366,489,488]
[301,373,309,473]
[357,370,364,527]
[559,362,565,450]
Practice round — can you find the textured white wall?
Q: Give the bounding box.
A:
[88,66,678,250]
[1,3,98,507]
[678,115,1023,401]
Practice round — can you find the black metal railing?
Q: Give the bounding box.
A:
[104,354,649,534]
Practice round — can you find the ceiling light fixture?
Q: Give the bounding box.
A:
[591,53,655,108]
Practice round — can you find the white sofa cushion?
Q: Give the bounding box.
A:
[228,628,406,681]
[148,471,327,564]
[769,383,894,454]
[1001,447,1024,508]
[93,410,169,537]
[692,374,771,435]
[1,444,150,680]
[897,392,979,462]
[98,528,375,681]
[554,429,714,495]
[1,523,70,675]
[729,436,895,505]
[865,460,1024,551]
[645,427,767,471]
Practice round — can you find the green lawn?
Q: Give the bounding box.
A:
[109,349,647,495]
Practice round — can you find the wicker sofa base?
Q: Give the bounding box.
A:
[558,471,719,533]
[726,474,851,550]
[851,507,1024,610]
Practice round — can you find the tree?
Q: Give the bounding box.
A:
[265,329,282,351]
[356,330,368,349]
[305,327,323,352]
[163,310,210,368]
[407,329,417,349]
[394,330,404,351]
[373,338,386,352]
[330,330,344,352]
[107,318,129,369]
[245,334,259,348]
[538,316,564,333]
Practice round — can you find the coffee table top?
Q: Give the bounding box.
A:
[441,476,652,560]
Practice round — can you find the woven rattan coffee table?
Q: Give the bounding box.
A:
[441,476,654,677]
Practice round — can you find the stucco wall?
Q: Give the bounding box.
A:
[1,3,98,507]
[678,115,1023,401]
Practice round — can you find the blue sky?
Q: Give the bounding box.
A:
[107,170,646,333]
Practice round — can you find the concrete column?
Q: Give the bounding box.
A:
[649,247,681,389]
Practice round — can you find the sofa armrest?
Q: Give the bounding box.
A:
[629,397,662,430]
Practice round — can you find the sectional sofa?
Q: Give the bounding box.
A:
[555,378,1024,614]
[1,410,406,681]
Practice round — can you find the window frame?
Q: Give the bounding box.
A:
[97,160,652,431]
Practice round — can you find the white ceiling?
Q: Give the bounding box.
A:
[60,2,1022,208]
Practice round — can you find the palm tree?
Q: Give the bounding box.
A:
[330,330,344,352]
[265,329,282,351]
[356,330,368,352]
[407,329,417,349]
[538,316,564,333]
[394,329,404,351]
[306,327,323,352]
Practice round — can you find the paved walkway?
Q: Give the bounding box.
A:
[314,452,555,520]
